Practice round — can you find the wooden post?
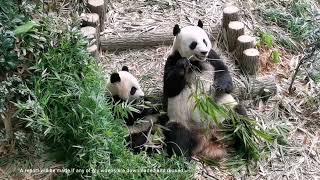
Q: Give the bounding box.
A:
[87,0,105,32]
[81,13,100,27]
[227,21,244,52]
[80,13,100,49]
[235,35,255,60]
[241,48,260,75]
[80,26,99,46]
[222,6,240,30]
[87,44,99,59]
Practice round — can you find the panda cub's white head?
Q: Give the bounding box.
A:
[172,20,212,61]
[107,66,144,101]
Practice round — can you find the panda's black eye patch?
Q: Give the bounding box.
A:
[203,39,207,46]
[130,87,137,95]
[189,41,197,50]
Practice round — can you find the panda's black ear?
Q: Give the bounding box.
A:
[110,73,121,83]
[197,20,203,28]
[173,24,180,36]
[122,66,129,72]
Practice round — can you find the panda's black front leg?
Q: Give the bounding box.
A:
[163,56,189,99]
[208,49,234,93]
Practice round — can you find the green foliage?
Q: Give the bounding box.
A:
[271,50,281,64]
[16,29,193,179]
[258,32,281,64]
[14,20,39,35]
[193,89,282,164]
[259,32,274,48]
[0,1,194,179]
[259,0,319,52]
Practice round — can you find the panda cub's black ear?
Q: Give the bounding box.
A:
[173,24,180,36]
[122,66,129,72]
[110,73,121,83]
[197,20,203,28]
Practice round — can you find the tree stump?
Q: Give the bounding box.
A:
[241,48,260,75]
[235,35,255,60]
[87,44,99,59]
[222,6,240,30]
[80,26,99,46]
[81,13,100,27]
[227,21,244,52]
[87,0,105,32]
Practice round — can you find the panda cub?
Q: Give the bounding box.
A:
[163,20,246,160]
[107,66,168,153]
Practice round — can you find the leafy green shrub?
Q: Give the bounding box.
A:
[0,1,194,179]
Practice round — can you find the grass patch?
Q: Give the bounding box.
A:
[255,0,319,52]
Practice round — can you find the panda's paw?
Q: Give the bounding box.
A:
[215,76,234,93]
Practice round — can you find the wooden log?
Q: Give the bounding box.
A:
[227,21,244,52]
[241,48,260,75]
[222,6,240,30]
[233,75,277,100]
[101,27,219,51]
[235,35,255,60]
[80,13,100,27]
[87,0,105,32]
[80,26,99,47]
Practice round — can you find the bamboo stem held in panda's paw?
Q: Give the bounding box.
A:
[241,48,260,75]
[226,21,244,52]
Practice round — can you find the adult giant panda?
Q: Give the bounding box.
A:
[107,66,168,153]
[162,20,246,160]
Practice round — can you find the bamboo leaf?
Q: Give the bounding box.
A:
[14,20,38,35]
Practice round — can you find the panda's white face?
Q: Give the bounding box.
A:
[172,21,212,61]
[107,67,144,101]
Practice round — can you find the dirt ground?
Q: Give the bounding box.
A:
[100,0,320,179]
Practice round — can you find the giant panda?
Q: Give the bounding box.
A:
[162,20,247,160]
[107,66,168,153]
